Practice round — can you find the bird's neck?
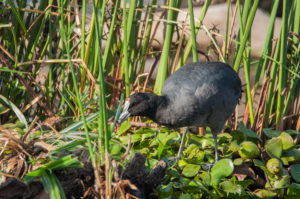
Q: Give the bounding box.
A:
[144,94,169,122]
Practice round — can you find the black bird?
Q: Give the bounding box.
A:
[119,62,241,163]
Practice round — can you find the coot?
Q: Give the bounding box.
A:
[119,62,241,163]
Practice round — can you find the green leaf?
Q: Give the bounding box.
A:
[199,171,211,185]
[273,175,290,189]
[278,132,295,151]
[229,140,241,153]
[220,181,243,195]
[263,128,282,138]
[59,113,99,134]
[287,183,300,196]
[253,159,272,176]
[233,158,243,166]
[117,121,131,136]
[254,189,277,198]
[120,134,141,144]
[281,149,300,165]
[0,94,28,130]
[6,0,28,36]
[291,164,300,183]
[182,164,201,178]
[285,130,299,136]
[238,123,262,142]
[179,194,192,199]
[266,138,282,158]
[211,159,234,185]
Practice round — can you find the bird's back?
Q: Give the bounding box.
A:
[159,62,241,130]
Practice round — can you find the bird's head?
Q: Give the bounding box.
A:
[118,93,160,124]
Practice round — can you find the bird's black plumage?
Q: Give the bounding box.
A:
[119,62,241,162]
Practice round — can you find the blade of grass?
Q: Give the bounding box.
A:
[178,0,212,69]
[276,0,292,129]
[233,0,259,72]
[154,1,177,95]
[188,0,198,62]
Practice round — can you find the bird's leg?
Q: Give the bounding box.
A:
[202,133,219,171]
[213,133,219,163]
[175,127,188,159]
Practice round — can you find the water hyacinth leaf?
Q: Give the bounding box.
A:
[254,189,277,198]
[179,193,192,199]
[201,138,214,149]
[157,183,173,197]
[182,164,201,178]
[229,140,240,152]
[281,149,300,165]
[238,141,260,159]
[233,158,243,166]
[178,159,188,170]
[285,130,299,136]
[278,132,295,151]
[110,143,122,155]
[253,159,271,175]
[220,181,243,195]
[263,128,282,138]
[273,175,290,189]
[117,121,131,136]
[238,123,262,142]
[211,159,234,185]
[200,171,211,185]
[120,134,141,144]
[266,158,283,174]
[184,144,205,162]
[291,164,300,183]
[266,138,282,158]
[218,133,232,144]
[287,183,300,196]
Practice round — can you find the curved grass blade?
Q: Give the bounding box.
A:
[0,94,28,129]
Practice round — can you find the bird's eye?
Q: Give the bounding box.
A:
[131,103,136,107]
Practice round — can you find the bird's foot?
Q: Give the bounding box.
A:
[202,162,216,171]
[167,155,181,167]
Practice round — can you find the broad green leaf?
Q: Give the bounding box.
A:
[253,159,272,176]
[120,134,141,144]
[220,181,243,195]
[199,171,211,185]
[179,194,192,199]
[233,158,243,166]
[211,159,234,185]
[287,183,300,196]
[229,140,241,152]
[263,128,282,138]
[285,130,299,136]
[266,138,282,158]
[238,123,262,142]
[273,175,290,189]
[117,121,131,136]
[238,141,260,159]
[254,189,277,198]
[281,149,300,165]
[278,132,295,151]
[182,164,201,178]
[178,159,188,170]
[291,164,300,183]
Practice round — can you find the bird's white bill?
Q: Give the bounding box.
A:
[118,100,131,123]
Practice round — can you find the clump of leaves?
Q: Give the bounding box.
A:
[116,121,300,198]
